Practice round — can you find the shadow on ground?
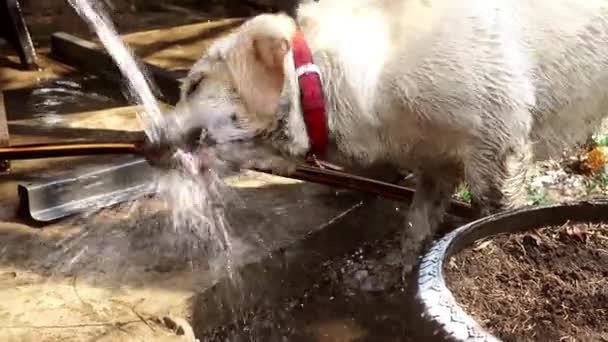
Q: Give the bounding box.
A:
[188,196,453,342]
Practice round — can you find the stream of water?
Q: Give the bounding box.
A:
[65,0,239,280]
[67,0,164,142]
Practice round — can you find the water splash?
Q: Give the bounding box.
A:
[67,0,164,142]
[62,0,240,281]
[154,151,240,280]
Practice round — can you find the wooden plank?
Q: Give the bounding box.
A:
[120,19,243,71]
[0,91,10,172]
[0,54,72,92]
[49,19,245,104]
[50,32,183,105]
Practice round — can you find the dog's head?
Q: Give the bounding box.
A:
[165,14,315,174]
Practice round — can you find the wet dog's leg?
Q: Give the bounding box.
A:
[400,161,462,275]
[465,139,532,216]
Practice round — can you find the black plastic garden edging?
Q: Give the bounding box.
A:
[413,198,608,341]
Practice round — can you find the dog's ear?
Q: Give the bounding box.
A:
[224,15,296,122]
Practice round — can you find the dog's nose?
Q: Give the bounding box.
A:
[183,126,205,147]
[182,126,220,150]
[141,124,217,169]
[140,137,176,169]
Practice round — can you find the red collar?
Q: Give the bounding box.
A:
[290,30,328,157]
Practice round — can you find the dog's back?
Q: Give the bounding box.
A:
[517,0,608,157]
[297,0,608,160]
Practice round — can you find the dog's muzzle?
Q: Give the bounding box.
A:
[141,125,211,169]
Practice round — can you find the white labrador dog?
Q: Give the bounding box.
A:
[162,0,608,271]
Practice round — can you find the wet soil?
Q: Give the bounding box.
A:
[446,222,608,342]
[196,237,431,342]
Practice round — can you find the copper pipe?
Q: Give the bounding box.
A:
[0,142,142,160]
[275,165,476,218]
[0,141,476,218]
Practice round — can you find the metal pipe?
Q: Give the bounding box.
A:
[0,141,141,160]
[0,141,476,218]
[279,166,475,219]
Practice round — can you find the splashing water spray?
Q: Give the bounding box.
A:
[65,0,240,281]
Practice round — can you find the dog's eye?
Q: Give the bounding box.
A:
[185,74,205,98]
[230,113,238,122]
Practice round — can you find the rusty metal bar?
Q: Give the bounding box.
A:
[0,141,141,160]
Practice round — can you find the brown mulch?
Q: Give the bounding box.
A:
[445,222,608,342]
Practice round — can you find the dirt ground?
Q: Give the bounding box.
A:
[446,223,608,342]
[1,1,608,341]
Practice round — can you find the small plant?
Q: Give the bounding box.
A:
[597,169,608,190]
[583,177,599,194]
[454,184,472,204]
[584,132,608,191]
[592,133,608,147]
[527,186,548,206]
[580,168,608,195]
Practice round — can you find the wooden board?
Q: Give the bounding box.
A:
[121,19,244,71]
[50,32,183,105]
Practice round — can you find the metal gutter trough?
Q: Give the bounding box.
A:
[17,156,155,222]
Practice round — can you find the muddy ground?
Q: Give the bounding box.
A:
[197,238,416,342]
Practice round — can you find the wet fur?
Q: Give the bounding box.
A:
[175,0,608,271]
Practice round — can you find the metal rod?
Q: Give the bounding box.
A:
[281,165,476,219]
[0,141,476,218]
[0,142,141,160]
